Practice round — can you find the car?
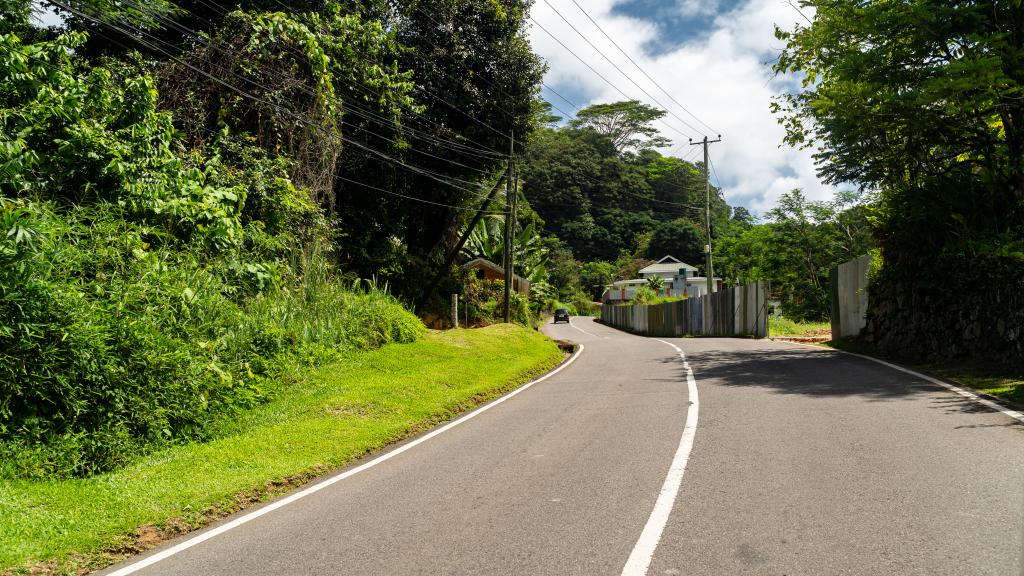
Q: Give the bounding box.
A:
[553,308,570,324]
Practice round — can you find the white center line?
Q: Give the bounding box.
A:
[567,319,599,338]
[103,345,586,576]
[621,339,700,576]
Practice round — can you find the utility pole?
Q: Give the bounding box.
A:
[689,135,721,329]
[503,131,515,323]
[688,136,720,293]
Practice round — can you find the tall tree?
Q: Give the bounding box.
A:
[773,0,1024,361]
[569,100,670,153]
[773,0,1024,265]
[715,189,872,320]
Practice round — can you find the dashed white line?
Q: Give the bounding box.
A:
[621,339,700,576]
[103,345,586,576]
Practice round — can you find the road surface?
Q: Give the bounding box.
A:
[101,316,1024,575]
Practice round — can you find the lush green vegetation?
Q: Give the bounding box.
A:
[0,23,425,480]
[518,99,872,322]
[773,1,1023,363]
[0,325,562,575]
[1,0,548,480]
[768,318,831,338]
[519,101,729,296]
[715,189,873,321]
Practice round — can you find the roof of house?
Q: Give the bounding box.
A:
[611,276,720,287]
[461,257,528,284]
[639,255,699,275]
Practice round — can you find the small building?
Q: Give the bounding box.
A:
[602,255,721,303]
[461,257,530,294]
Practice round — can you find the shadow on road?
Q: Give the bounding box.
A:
[681,346,1023,424]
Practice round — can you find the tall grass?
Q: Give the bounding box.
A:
[0,202,424,480]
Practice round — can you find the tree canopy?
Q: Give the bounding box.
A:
[773,0,1024,268]
[520,102,728,264]
[568,100,671,154]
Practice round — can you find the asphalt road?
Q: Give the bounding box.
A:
[102,317,1024,576]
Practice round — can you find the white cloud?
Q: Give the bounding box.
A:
[677,0,722,18]
[528,0,836,216]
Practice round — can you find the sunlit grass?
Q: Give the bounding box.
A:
[0,325,562,575]
[769,317,831,337]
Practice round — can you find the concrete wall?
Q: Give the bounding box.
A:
[830,255,871,340]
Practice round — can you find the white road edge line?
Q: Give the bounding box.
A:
[104,344,586,576]
[621,339,700,576]
[783,341,1024,424]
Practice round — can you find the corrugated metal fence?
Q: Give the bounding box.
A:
[601,282,767,337]
[829,254,871,339]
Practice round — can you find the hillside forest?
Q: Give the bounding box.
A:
[3,0,1019,481]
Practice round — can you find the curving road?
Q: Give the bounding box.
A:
[100,316,1024,576]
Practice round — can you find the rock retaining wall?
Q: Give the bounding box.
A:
[861,257,1023,368]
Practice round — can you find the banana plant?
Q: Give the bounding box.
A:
[462,215,549,283]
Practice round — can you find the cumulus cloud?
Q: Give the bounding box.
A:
[528,0,837,216]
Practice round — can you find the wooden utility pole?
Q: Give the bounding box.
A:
[689,135,721,330]
[503,132,515,323]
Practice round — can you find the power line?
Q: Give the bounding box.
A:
[528,15,694,143]
[10,43,506,213]
[337,176,505,213]
[709,156,724,191]
[48,0,502,200]
[541,81,582,114]
[563,0,718,135]
[537,0,706,138]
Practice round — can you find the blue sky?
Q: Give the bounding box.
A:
[611,0,747,55]
[529,0,832,215]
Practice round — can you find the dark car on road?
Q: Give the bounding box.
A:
[553,308,570,324]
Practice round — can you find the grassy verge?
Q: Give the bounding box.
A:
[0,324,562,575]
[824,338,1024,407]
[769,317,831,337]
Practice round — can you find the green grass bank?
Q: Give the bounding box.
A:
[0,324,562,575]
[768,317,831,338]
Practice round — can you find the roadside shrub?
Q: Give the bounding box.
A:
[463,278,532,326]
[0,32,426,479]
[632,285,656,304]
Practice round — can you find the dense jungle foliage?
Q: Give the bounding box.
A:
[774,0,1024,361]
[0,0,541,478]
[517,100,872,320]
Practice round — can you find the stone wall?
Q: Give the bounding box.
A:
[861,257,1024,368]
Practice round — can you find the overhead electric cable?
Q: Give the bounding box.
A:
[537,0,706,138]
[564,0,718,135]
[528,15,694,142]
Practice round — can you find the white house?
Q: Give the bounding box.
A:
[602,255,722,303]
